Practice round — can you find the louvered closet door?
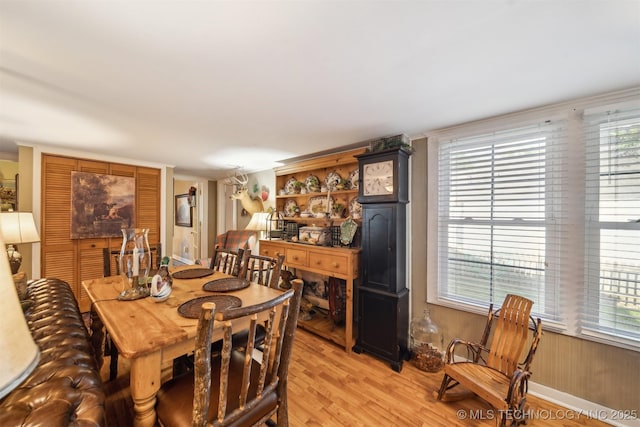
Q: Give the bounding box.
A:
[136,166,161,245]
[41,155,78,294]
[41,155,161,312]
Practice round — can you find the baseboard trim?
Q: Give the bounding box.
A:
[528,382,639,427]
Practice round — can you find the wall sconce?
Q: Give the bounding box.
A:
[0,212,40,274]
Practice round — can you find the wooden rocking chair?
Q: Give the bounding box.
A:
[435,294,542,427]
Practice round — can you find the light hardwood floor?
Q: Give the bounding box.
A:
[103,329,609,427]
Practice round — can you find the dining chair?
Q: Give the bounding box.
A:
[100,243,161,380]
[102,242,162,277]
[172,253,286,378]
[238,253,285,289]
[232,254,286,354]
[210,247,248,277]
[156,279,303,427]
[435,294,542,427]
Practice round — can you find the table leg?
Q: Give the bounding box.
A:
[130,352,162,427]
[345,279,353,353]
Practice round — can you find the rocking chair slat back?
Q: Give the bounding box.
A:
[487,294,533,377]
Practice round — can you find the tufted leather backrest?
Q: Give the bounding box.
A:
[215,230,257,253]
[0,278,105,427]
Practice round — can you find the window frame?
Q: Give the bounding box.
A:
[426,91,640,351]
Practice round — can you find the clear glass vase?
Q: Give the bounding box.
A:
[410,308,444,372]
[117,228,151,300]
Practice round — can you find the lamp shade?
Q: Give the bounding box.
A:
[0,212,40,244]
[245,212,269,232]
[0,231,40,399]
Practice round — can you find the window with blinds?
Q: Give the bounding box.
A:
[431,97,640,349]
[437,121,566,322]
[583,105,640,345]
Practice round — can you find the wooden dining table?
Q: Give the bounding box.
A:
[83,265,285,427]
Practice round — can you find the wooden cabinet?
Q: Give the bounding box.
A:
[41,154,160,312]
[260,239,360,352]
[266,148,366,352]
[274,148,366,223]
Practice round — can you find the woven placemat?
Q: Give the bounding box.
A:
[171,268,214,279]
[203,277,250,293]
[177,295,242,319]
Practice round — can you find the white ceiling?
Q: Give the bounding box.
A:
[1,0,639,179]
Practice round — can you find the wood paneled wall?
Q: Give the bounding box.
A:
[41,154,160,312]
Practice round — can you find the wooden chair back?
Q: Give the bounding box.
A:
[485,294,534,377]
[210,248,248,277]
[192,279,303,426]
[102,243,161,277]
[239,253,285,289]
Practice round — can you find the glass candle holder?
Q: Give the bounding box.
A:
[117,228,151,301]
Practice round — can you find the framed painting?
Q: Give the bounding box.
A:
[175,194,192,227]
[70,171,135,239]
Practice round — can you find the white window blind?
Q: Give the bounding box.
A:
[437,120,567,322]
[431,95,640,350]
[583,105,640,344]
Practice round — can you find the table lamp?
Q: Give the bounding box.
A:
[245,212,270,240]
[0,212,40,274]
[0,230,40,399]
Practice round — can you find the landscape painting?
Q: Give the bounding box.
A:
[70,171,135,239]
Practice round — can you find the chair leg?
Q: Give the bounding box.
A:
[435,373,451,400]
[275,389,289,427]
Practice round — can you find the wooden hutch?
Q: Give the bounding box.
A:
[259,147,365,352]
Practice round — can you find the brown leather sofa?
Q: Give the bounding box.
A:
[0,278,105,426]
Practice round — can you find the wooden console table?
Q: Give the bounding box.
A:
[260,239,359,352]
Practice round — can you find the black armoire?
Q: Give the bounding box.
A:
[353,146,411,372]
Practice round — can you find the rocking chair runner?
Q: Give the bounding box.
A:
[435,294,542,427]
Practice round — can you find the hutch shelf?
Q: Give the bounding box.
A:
[264,147,366,352]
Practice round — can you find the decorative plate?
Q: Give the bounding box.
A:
[348,168,359,190]
[284,177,298,194]
[177,295,242,319]
[324,171,342,191]
[305,174,321,192]
[284,199,298,217]
[203,277,250,292]
[308,195,333,214]
[340,218,358,245]
[349,197,362,218]
[172,268,214,279]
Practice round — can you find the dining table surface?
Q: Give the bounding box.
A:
[83,264,285,427]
